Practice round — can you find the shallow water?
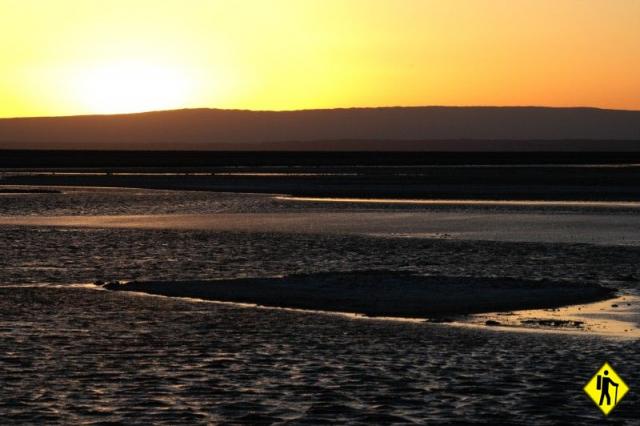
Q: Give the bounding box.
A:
[1,186,639,424]
[3,187,640,245]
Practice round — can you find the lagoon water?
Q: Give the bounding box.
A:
[1,186,639,424]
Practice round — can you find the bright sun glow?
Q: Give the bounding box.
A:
[74,61,193,114]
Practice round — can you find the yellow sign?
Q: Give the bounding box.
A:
[583,362,630,415]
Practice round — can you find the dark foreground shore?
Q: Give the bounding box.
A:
[103,271,616,318]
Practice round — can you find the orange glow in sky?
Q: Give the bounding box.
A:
[1,0,639,117]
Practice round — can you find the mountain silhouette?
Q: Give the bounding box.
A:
[1,106,639,150]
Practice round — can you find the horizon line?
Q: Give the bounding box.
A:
[2,104,640,120]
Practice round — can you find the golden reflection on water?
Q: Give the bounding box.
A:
[454,294,640,340]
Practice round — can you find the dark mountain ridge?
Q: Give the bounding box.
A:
[1,106,639,150]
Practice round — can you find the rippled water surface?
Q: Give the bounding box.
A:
[1,187,639,424]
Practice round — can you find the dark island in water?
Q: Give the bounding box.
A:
[102,271,616,318]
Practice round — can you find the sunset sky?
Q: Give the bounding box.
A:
[1,0,639,118]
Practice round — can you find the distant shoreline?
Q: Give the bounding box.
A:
[2,149,640,168]
[3,161,639,202]
[0,188,61,194]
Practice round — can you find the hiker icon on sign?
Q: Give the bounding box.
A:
[597,369,619,406]
[583,362,629,415]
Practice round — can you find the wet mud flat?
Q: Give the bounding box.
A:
[103,271,616,318]
[2,185,640,423]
